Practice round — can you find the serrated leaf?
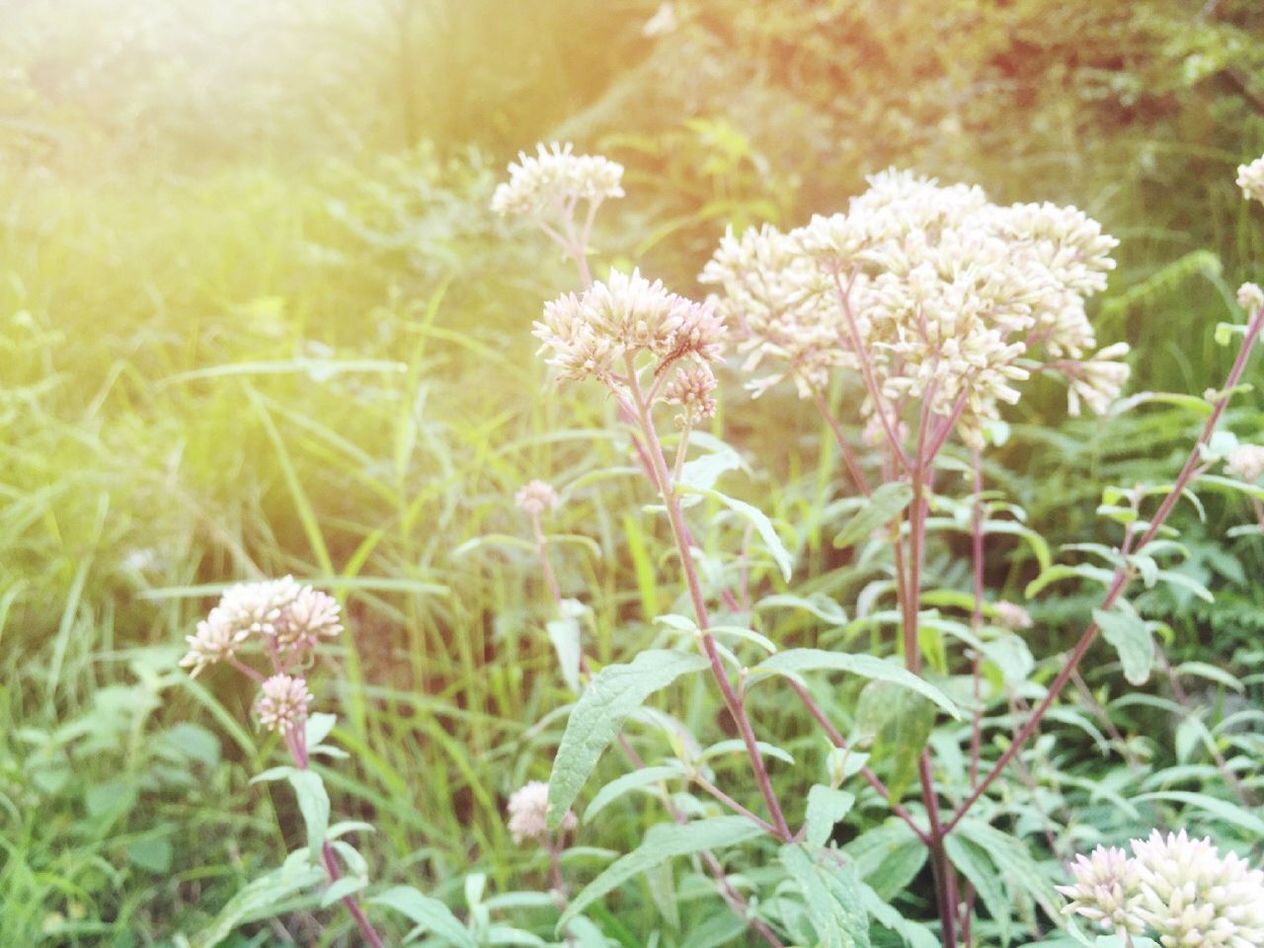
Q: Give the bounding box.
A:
[945,835,1011,945]
[1094,608,1154,685]
[843,823,927,901]
[806,786,856,849]
[955,819,1061,921]
[371,886,476,948]
[558,817,766,929]
[854,683,935,803]
[748,648,959,719]
[548,650,709,829]
[833,483,913,550]
[780,844,871,947]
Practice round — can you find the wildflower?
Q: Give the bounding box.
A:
[1130,830,1264,947]
[1226,444,1264,483]
[1060,831,1264,946]
[254,674,313,734]
[1056,845,1145,935]
[506,780,576,845]
[1237,282,1264,314]
[179,609,250,676]
[275,586,343,651]
[1237,154,1264,206]
[642,2,678,37]
[535,269,724,383]
[700,169,1125,445]
[491,143,624,219]
[664,364,718,424]
[994,601,1034,631]
[515,480,560,517]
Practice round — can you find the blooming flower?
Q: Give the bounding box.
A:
[1237,154,1264,206]
[179,609,250,676]
[515,479,560,517]
[275,586,343,651]
[506,780,576,845]
[993,601,1034,631]
[254,674,313,734]
[1060,831,1264,947]
[1226,444,1264,483]
[491,142,624,219]
[535,269,725,383]
[1238,282,1264,315]
[700,169,1127,446]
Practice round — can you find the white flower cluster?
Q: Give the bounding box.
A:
[993,600,1033,631]
[254,673,314,735]
[515,479,560,517]
[1059,830,1264,946]
[506,780,577,845]
[664,364,718,425]
[180,577,343,675]
[491,142,624,219]
[1238,282,1264,315]
[535,268,725,384]
[1238,154,1264,206]
[700,169,1129,446]
[1226,443,1264,484]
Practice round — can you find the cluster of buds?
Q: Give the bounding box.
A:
[1238,155,1264,206]
[1226,443,1264,484]
[700,169,1129,447]
[180,577,343,734]
[1059,830,1264,946]
[515,479,560,517]
[506,781,577,846]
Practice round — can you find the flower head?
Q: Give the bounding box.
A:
[515,479,560,517]
[254,674,313,734]
[491,143,624,219]
[1237,282,1264,315]
[535,269,724,383]
[179,609,250,676]
[275,586,343,651]
[1237,154,1264,206]
[1060,831,1264,946]
[216,577,303,639]
[1226,444,1264,483]
[506,780,576,845]
[700,169,1125,446]
[994,601,1033,631]
[1057,845,1145,934]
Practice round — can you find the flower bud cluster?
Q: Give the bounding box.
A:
[1226,443,1264,484]
[491,142,624,220]
[254,674,314,735]
[535,268,725,383]
[515,479,560,517]
[700,169,1129,446]
[1238,154,1264,206]
[1059,831,1264,946]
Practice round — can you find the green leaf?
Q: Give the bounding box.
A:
[305,712,338,748]
[854,683,935,802]
[945,835,1011,945]
[748,648,959,719]
[1094,608,1154,685]
[679,485,793,581]
[833,483,913,550]
[583,765,683,823]
[780,844,871,948]
[191,850,326,947]
[320,875,368,909]
[678,443,743,494]
[371,886,476,948]
[548,649,709,829]
[126,837,173,874]
[558,817,766,929]
[844,823,928,901]
[547,601,585,694]
[1134,791,1264,835]
[955,819,1061,921]
[805,786,856,849]
[286,769,330,861]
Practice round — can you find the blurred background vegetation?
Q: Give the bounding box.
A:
[3,0,1264,943]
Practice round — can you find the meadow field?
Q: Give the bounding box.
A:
[4,1,1264,945]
